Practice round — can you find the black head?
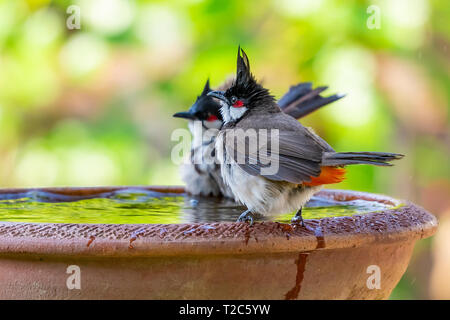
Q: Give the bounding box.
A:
[207,47,275,123]
[173,79,223,123]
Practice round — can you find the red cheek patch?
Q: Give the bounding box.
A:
[232,100,244,108]
[207,115,218,122]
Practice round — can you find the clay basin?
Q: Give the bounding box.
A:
[0,186,437,299]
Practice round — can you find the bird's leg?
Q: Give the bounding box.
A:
[291,207,305,227]
[237,210,254,225]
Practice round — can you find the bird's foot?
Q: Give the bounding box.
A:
[237,210,254,225]
[291,208,305,227]
[291,215,305,227]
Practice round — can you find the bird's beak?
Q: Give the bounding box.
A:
[173,111,197,120]
[207,91,230,105]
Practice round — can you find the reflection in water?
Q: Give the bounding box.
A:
[0,188,393,224]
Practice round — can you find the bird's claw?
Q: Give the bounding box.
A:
[291,215,305,227]
[237,211,254,225]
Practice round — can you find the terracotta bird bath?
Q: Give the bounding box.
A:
[0,186,437,299]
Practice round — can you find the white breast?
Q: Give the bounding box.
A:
[216,131,322,216]
[219,102,248,123]
[180,161,221,197]
[182,123,237,200]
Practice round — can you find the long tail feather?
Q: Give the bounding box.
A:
[278,82,344,119]
[278,82,313,107]
[322,152,404,167]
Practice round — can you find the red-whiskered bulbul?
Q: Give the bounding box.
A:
[207,47,404,225]
[173,77,344,199]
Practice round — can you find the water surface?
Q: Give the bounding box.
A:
[0,188,393,224]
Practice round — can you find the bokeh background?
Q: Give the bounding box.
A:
[0,0,448,299]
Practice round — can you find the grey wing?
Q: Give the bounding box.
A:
[222,129,325,184]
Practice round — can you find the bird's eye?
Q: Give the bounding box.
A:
[230,95,244,108]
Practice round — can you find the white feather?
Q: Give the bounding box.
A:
[216,131,322,216]
[182,120,237,200]
[219,101,248,124]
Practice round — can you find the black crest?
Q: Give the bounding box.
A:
[229,46,274,107]
[236,46,254,87]
[173,78,223,121]
[194,79,223,120]
[201,78,211,96]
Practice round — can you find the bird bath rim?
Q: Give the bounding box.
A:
[0,186,438,258]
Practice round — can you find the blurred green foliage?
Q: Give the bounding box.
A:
[0,0,448,299]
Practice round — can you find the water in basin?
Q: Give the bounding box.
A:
[0,188,394,224]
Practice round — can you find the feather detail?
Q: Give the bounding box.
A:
[303,166,346,186]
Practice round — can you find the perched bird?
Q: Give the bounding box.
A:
[173,78,343,199]
[208,47,404,225]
